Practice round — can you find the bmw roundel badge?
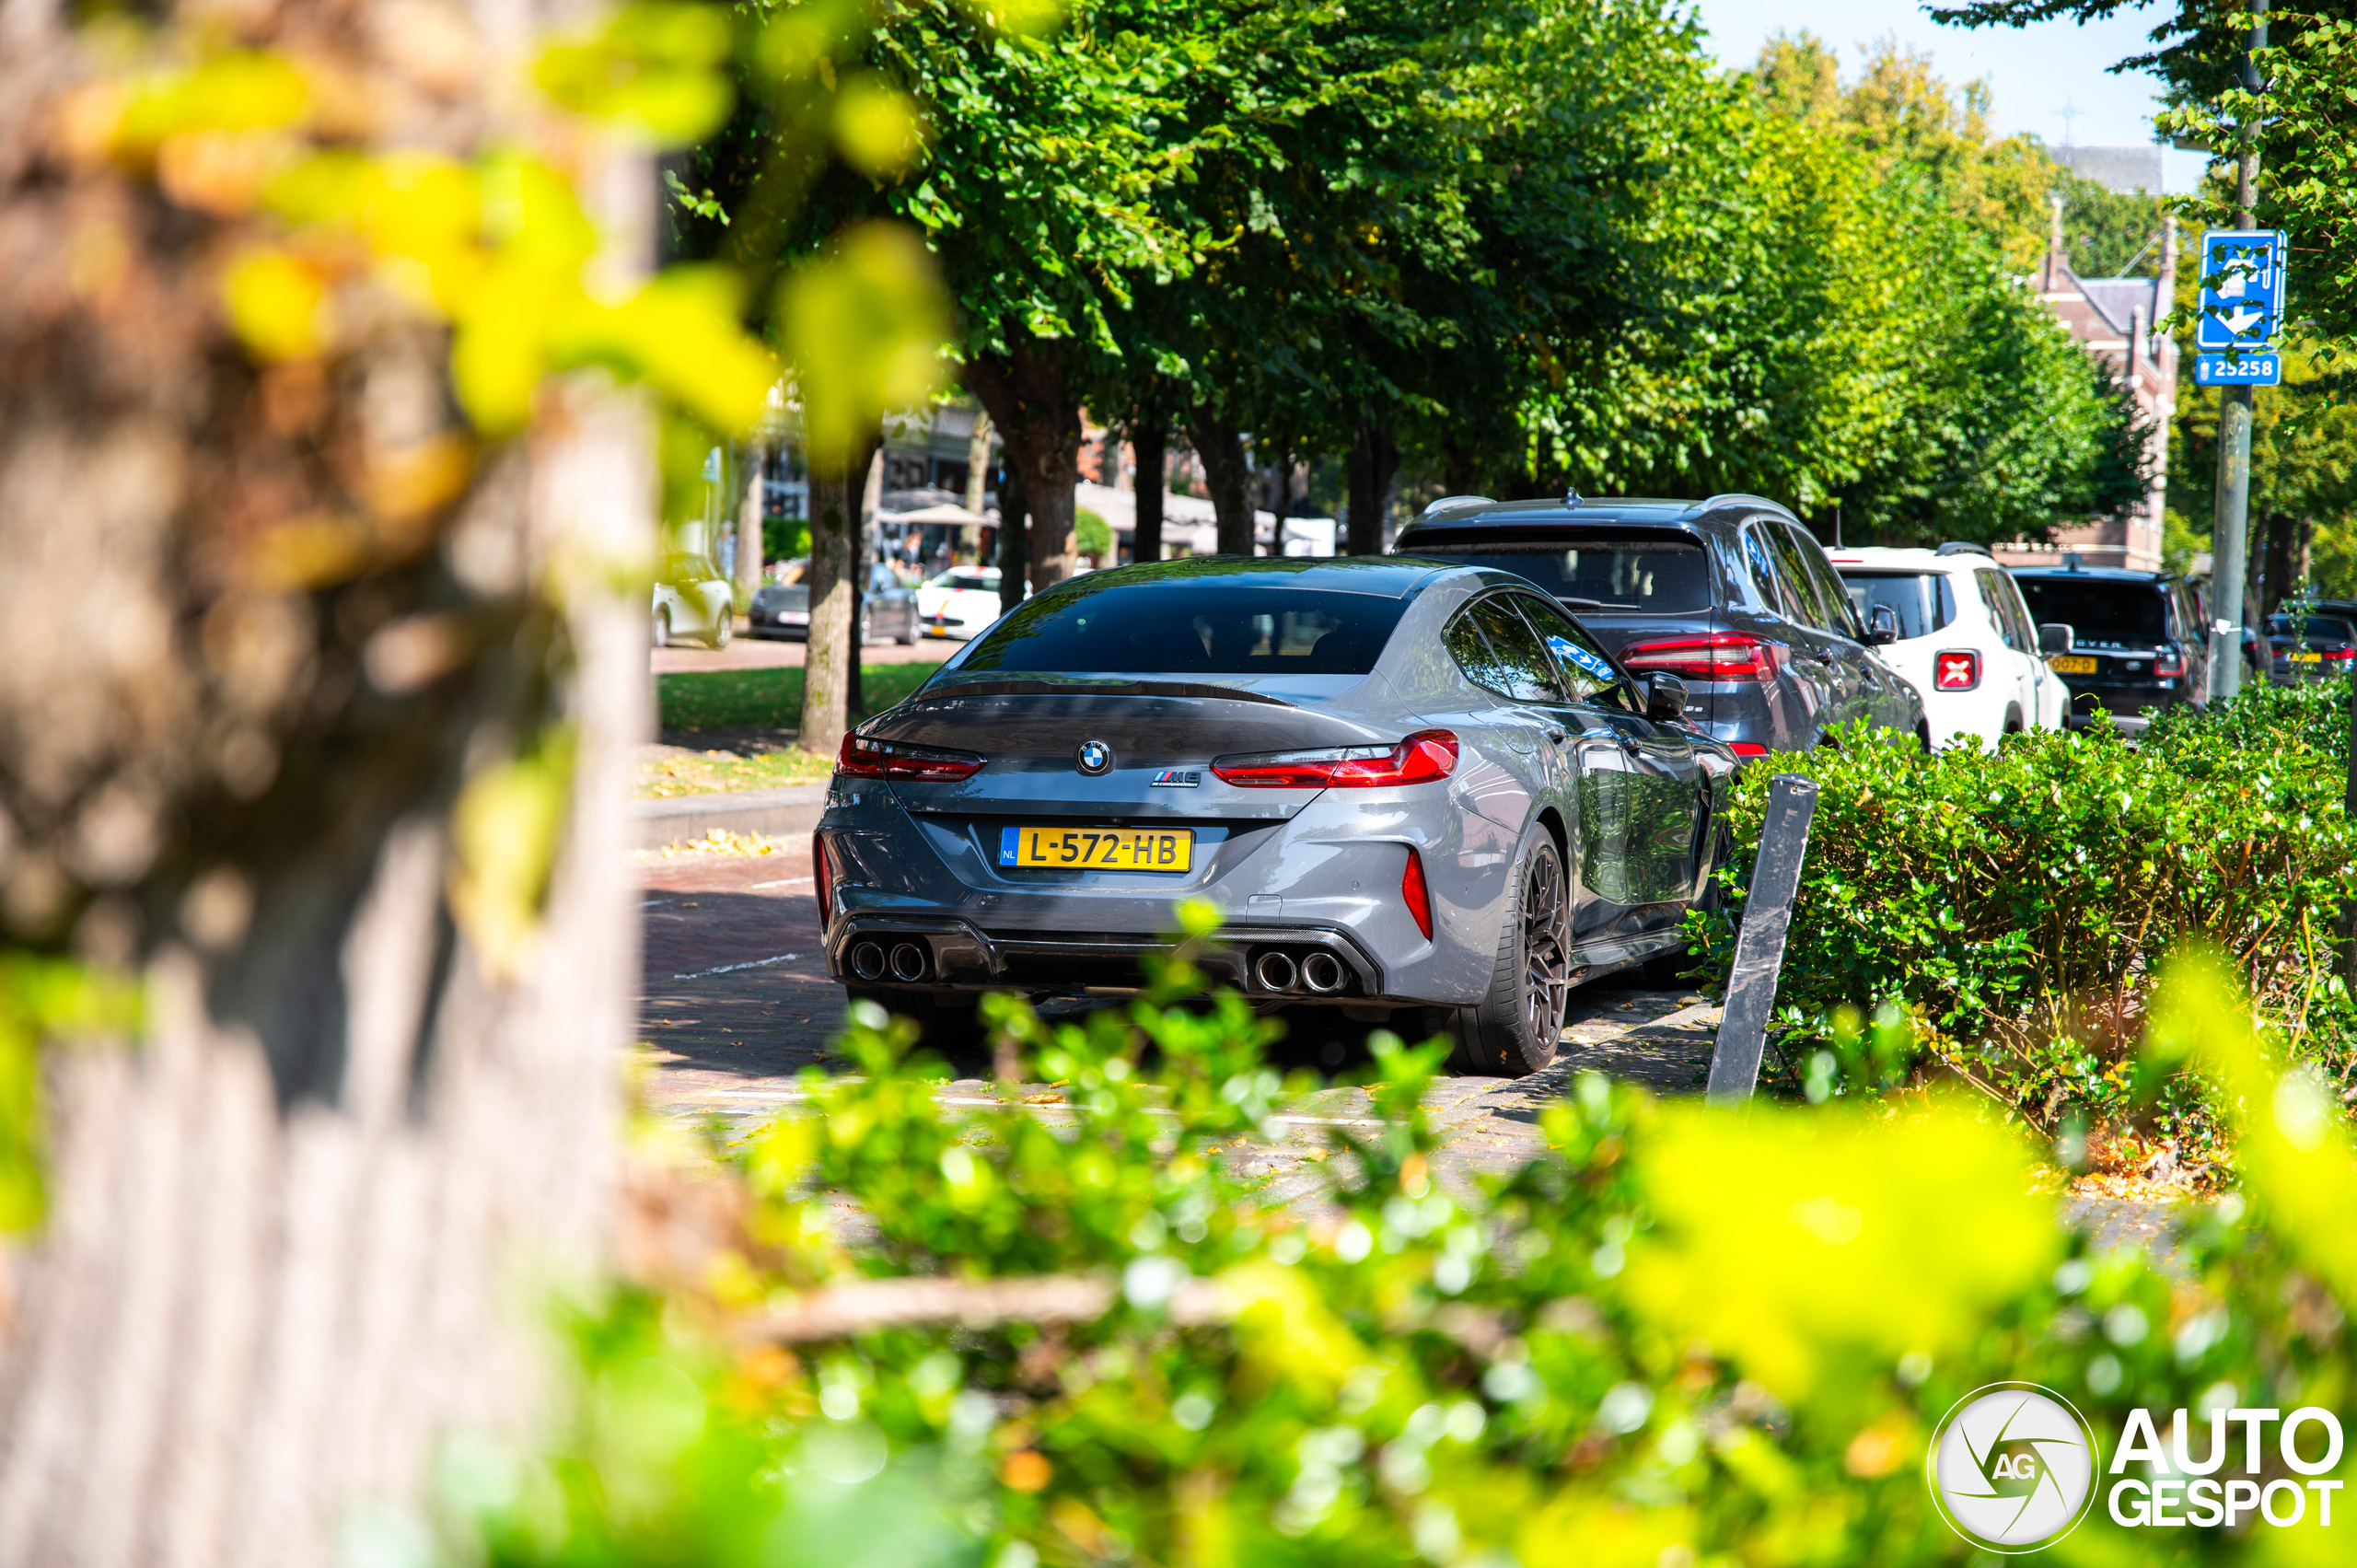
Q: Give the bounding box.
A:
[1075,739,1113,775]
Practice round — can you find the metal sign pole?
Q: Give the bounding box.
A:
[1705,774,1820,1105]
[2207,0,2271,703]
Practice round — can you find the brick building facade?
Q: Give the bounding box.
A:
[1993,213,2177,573]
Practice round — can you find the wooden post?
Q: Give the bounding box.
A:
[1705,774,1821,1105]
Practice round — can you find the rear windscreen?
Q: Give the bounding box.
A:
[1837,571,1956,641]
[1402,540,1711,612]
[2015,579,2169,642]
[952,585,1408,675]
[2269,616,2357,643]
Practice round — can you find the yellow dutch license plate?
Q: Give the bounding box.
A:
[1001,825,1193,872]
[2293,650,2324,663]
[2048,655,2097,675]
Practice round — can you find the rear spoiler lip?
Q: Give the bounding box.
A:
[902,678,1299,709]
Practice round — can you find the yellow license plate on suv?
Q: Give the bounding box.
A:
[1000,825,1193,871]
[2048,654,2097,675]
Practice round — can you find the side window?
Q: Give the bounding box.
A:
[1972,572,2026,652]
[1741,523,1808,623]
[2001,575,2041,651]
[1447,596,1566,703]
[1763,524,1835,632]
[1788,526,1865,639]
[1930,575,1958,633]
[1516,594,1633,709]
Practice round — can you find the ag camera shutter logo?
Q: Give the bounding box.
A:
[1925,1383,2100,1553]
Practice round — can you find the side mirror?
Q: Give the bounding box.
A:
[1645,671,1688,723]
[2038,622,2074,655]
[1866,604,1900,645]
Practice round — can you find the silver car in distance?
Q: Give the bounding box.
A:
[812,556,1738,1074]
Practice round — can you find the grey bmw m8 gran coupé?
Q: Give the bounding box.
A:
[812,555,1737,1075]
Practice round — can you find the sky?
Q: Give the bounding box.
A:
[1689,0,2212,192]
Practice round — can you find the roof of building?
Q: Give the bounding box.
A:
[2048,145,2164,195]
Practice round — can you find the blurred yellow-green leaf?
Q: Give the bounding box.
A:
[537,1,736,143]
[0,958,143,1235]
[447,727,576,981]
[224,247,329,361]
[777,222,950,467]
[565,264,775,436]
[832,75,927,178]
[113,52,311,150]
[1622,1101,2058,1400]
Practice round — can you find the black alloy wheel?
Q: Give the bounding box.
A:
[1448,834,1571,1076]
[1517,842,1573,1044]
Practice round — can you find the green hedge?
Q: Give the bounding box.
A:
[459,939,2357,1568]
[1683,682,2357,1144]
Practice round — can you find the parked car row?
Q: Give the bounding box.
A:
[802,482,2310,1079]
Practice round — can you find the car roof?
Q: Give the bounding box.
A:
[1400,493,1794,532]
[1825,547,1960,570]
[1033,553,1455,599]
[2010,565,2178,583]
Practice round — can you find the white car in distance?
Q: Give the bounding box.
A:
[1829,543,2069,749]
[915,566,1020,640]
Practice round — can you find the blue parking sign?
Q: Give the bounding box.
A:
[2196,229,2286,352]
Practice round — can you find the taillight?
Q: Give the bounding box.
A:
[1401,846,1433,939]
[1728,741,1769,758]
[835,733,984,780]
[812,833,831,927]
[1933,650,1980,691]
[2154,648,2188,678]
[1213,729,1457,789]
[1619,633,1782,682]
[2328,649,2356,664]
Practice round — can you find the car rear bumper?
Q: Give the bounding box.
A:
[825,912,1389,1001]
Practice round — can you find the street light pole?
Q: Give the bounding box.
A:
[2209,0,2268,703]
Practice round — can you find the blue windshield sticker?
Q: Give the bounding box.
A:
[1549,635,1615,680]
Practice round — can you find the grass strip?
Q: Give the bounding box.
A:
[656,659,945,734]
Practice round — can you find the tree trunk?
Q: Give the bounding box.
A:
[735,442,767,602]
[998,467,1029,614]
[1132,424,1167,564]
[962,410,992,560]
[0,8,642,1563]
[967,341,1080,595]
[2261,511,2296,615]
[849,447,882,722]
[1346,421,1400,556]
[804,435,876,760]
[1189,408,1255,556]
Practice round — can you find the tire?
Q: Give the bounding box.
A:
[1445,833,1571,1076]
[896,611,917,646]
[653,607,671,649]
[711,611,733,649]
[846,984,991,1060]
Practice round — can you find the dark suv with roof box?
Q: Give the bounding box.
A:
[1393,493,1925,756]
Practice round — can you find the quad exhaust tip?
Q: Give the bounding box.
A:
[849,940,887,981]
[1300,951,1346,994]
[889,942,928,982]
[1253,951,1298,993]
